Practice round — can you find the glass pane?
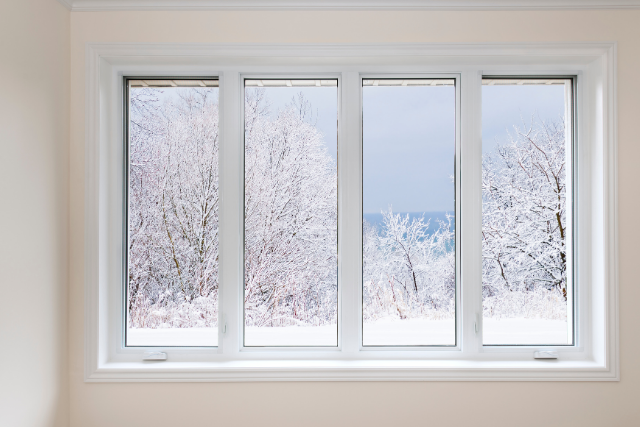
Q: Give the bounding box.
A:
[482,78,573,345]
[244,79,338,346]
[362,79,456,346]
[126,79,220,347]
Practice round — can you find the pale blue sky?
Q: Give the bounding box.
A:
[482,84,566,155]
[252,86,338,164]
[363,85,456,214]
[244,82,567,216]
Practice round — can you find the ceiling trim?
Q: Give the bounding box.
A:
[56,0,640,12]
[56,0,74,9]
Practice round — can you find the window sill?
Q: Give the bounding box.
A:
[87,356,616,382]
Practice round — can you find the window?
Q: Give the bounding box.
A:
[86,42,618,382]
[243,79,338,346]
[481,78,574,346]
[126,78,220,347]
[362,79,456,346]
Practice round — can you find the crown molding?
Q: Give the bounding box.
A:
[56,0,74,9]
[56,0,640,12]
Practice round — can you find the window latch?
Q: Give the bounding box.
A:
[534,351,558,360]
[143,351,167,361]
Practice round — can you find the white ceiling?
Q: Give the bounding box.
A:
[56,0,640,12]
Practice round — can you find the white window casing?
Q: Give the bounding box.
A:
[84,42,618,381]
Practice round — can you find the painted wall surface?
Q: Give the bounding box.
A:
[0,0,70,426]
[69,10,640,427]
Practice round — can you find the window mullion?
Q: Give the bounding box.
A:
[339,71,363,353]
[219,70,242,356]
[460,70,484,355]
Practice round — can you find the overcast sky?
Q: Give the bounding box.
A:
[482,84,566,155]
[248,82,567,215]
[363,85,456,214]
[252,86,338,164]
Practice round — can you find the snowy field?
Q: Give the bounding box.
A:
[363,318,568,346]
[128,328,218,347]
[363,318,455,346]
[245,325,337,346]
[127,326,338,347]
[483,318,569,345]
[128,318,568,347]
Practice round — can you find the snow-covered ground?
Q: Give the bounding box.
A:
[365,317,569,346]
[126,326,338,347]
[245,325,337,346]
[128,327,218,347]
[127,318,569,347]
[363,318,455,346]
[483,318,569,345]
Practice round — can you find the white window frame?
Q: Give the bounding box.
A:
[85,42,618,381]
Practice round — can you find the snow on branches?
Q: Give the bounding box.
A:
[363,210,456,322]
[127,88,568,330]
[482,118,568,320]
[128,88,220,328]
[244,89,338,327]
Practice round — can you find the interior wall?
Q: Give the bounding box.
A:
[69,10,640,427]
[0,0,70,426]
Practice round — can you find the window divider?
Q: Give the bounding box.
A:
[460,70,484,356]
[339,71,361,353]
[219,70,242,356]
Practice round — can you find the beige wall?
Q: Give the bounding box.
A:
[68,10,639,427]
[0,0,69,426]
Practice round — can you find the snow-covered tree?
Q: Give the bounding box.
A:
[126,88,568,330]
[244,89,338,327]
[363,209,455,321]
[482,118,568,319]
[128,87,220,328]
